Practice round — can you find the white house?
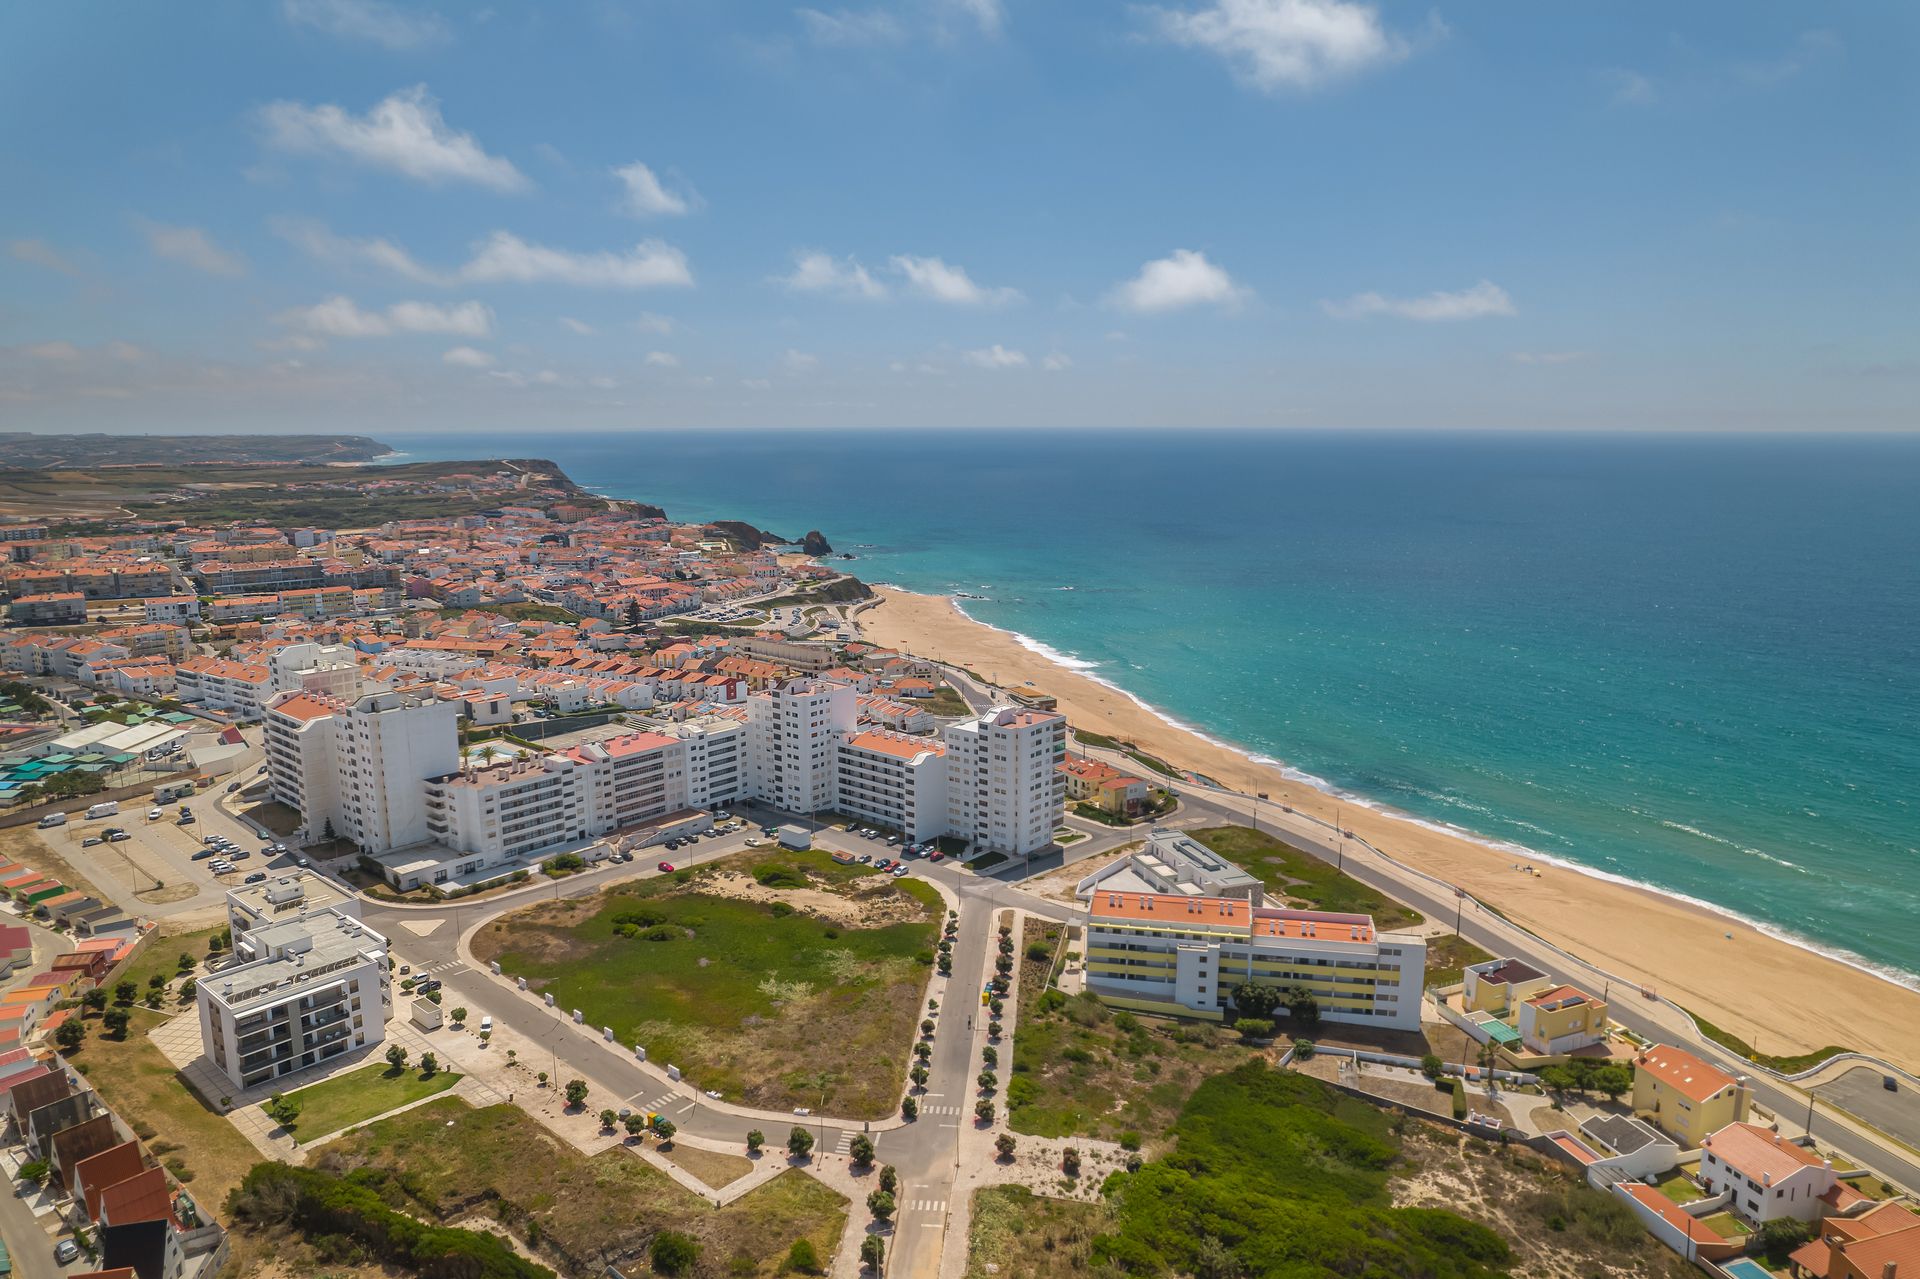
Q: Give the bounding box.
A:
[1697,1121,1838,1225]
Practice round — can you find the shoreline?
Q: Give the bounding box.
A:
[855,584,1920,1070]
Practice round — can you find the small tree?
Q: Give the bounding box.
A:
[55,1018,86,1051]
[1284,985,1320,1029]
[981,1046,997,1068]
[102,1007,131,1038]
[1233,1017,1273,1040]
[788,1126,815,1159]
[849,1132,875,1167]
[920,1018,935,1037]
[879,1164,898,1194]
[913,1041,931,1061]
[178,978,196,1002]
[867,1189,895,1221]
[977,1070,997,1091]
[265,1092,301,1127]
[653,1118,676,1146]
[114,980,137,1005]
[419,1051,438,1077]
[176,952,195,972]
[450,1006,468,1025]
[910,1064,929,1088]
[537,1070,549,1086]
[1062,1147,1082,1177]
[1293,1037,1315,1061]
[1231,981,1282,1019]
[746,1128,765,1153]
[987,1020,1002,1038]
[860,1233,886,1273]
[974,1099,994,1123]
[385,1044,409,1071]
[83,988,107,1013]
[16,1158,51,1187]
[624,1113,646,1139]
[564,1078,588,1108]
[1420,1053,1445,1081]
[1594,1065,1632,1101]
[786,1239,821,1274]
[1760,1218,1815,1265]
[995,1133,1016,1160]
[650,1229,700,1276]
[900,1096,918,1120]
[599,1108,618,1131]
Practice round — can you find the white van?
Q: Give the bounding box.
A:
[36,812,67,829]
[85,801,119,819]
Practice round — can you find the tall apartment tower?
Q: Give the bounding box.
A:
[943,707,1068,856]
[262,689,459,852]
[745,679,857,814]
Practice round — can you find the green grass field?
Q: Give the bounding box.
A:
[1189,825,1425,929]
[967,1186,1111,1279]
[1424,933,1498,988]
[320,1096,846,1277]
[280,1061,462,1140]
[475,848,939,1117]
[1007,921,1254,1143]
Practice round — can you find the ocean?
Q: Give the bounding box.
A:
[383,429,1920,986]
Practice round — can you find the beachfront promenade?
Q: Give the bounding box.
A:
[925,661,1920,1195]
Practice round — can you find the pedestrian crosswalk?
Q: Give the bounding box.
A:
[624,1091,679,1115]
[414,958,466,974]
[917,1103,964,1116]
[904,1198,945,1214]
[832,1130,857,1154]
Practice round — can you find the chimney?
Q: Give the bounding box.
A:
[1882,1264,1896,1279]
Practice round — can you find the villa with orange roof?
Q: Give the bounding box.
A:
[1631,1043,1750,1147]
[1698,1121,1843,1225]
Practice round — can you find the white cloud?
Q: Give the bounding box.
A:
[259,85,527,191]
[1042,352,1072,371]
[281,0,449,49]
[558,316,596,336]
[782,349,819,371]
[1324,279,1515,322]
[1109,249,1247,313]
[107,342,149,362]
[275,295,493,338]
[797,7,906,45]
[965,344,1027,368]
[588,375,619,390]
[1602,68,1656,107]
[138,221,247,276]
[257,333,325,353]
[271,216,443,283]
[890,255,1021,306]
[776,250,887,300]
[741,377,772,390]
[1150,0,1411,92]
[612,161,697,218]
[25,342,81,361]
[633,312,675,334]
[8,239,80,277]
[442,345,493,367]
[643,351,680,368]
[459,231,693,290]
[534,370,562,386]
[949,0,1004,35]
[1511,350,1586,366]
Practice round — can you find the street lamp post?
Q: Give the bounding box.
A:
[1454,888,1466,937]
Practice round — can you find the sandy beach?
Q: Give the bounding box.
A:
[857,586,1920,1070]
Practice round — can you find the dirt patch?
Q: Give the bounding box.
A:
[1017,843,1141,904]
[136,881,201,905]
[1392,1128,1693,1279]
[695,869,924,929]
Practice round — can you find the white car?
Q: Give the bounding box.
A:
[479,1015,493,1033]
[147,807,164,820]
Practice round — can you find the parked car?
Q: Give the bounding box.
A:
[191,848,216,860]
[479,1015,493,1033]
[55,1239,81,1264]
[928,850,945,862]
[226,781,241,793]
[891,864,910,877]
[271,843,289,855]
[244,872,268,884]
[81,836,104,847]
[858,853,873,865]
[886,834,902,846]
[106,831,130,842]
[177,811,195,824]
[147,807,164,820]
[230,849,251,860]
[415,978,441,994]
[657,861,675,873]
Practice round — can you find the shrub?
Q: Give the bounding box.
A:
[651,1230,700,1276]
[1450,1077,1468,1120]
[901,1096,918,1120]
[564,1079,589,1108]
[849,1132,875,1167]
[785,1238,821,1273]
[866,1190,895,1221]
[747,1128,765,1153]
[995,1133,1016,1160]
[1234,1017,1274,1040]
[1293,1037,1315,1060]
[1420,1053,1444,1081]
[788,1126,815,1158]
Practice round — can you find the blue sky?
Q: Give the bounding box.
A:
[1,0,1913,432]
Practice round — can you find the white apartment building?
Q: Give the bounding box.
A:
[835,729,950,842]
[268,641,363,700]
[746,679,857,814]
[1083,891,1426,1031]
[425,753,588,865]
[943,707,1067,857]
[173,656,273,721]
[197,908,390,1091]
[224,870,359,960]
[262,689,459,852]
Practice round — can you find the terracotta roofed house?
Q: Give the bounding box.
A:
[1631,1043,1748,1147]
[1697,1121,1836,1225]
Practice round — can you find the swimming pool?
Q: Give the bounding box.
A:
[1719,1258,1776,1279]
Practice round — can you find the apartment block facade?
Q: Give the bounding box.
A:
[943,706,1068,856]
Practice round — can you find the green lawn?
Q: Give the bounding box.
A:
[1655,1172,1704,1204]
[1007,921,1254,1143]
[1700,1211,1753,1238]
[967,1186,1111,1279]
[1189,825,1425,929]
[474,847,939,1117]
[110,923,228,999]
[320,1096,847,1277]
[280,1061,461,1140]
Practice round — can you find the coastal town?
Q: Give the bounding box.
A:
[0,451,1911,1279]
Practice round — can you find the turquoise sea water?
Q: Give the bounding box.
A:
[385,430,1920,985]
